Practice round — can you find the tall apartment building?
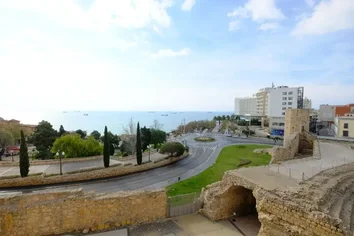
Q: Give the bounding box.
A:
[267,86,304,135]
[234,85,305,136]
[234,97,257,116]
[255,87,272,116]
[303,97,312,109]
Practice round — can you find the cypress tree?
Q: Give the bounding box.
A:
[103,126,110,168]
[136,122,142,165]
[19,130,30,177]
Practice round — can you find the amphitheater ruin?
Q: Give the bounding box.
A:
[200,109,354,235]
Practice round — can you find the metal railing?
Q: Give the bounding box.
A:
[266,157,350,181]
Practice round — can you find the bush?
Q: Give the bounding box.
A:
[194,136,215,142]
[160,142,185,157]
[51,134,103,158]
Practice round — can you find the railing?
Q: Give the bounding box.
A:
[266,157,350,181]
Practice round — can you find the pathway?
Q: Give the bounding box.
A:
[268,141,354,181]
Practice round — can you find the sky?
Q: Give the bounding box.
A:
[1,0,354,121]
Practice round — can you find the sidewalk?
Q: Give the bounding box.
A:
[0,152,167,178]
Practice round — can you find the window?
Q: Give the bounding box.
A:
[288,102,292,105]
[288,92,293,95]
[282,107,286,110]
[283,92,287,95]
[344,123,348,129]
[282,102,287,105]
[288,97,293,100]
[343,131,349,137]
[282,112,285,115]
[279,123,285,126]
[282,97,287,100]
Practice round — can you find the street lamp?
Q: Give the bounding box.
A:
[147,145,151,162]
[56,151,65,175]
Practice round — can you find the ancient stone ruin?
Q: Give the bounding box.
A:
[199,109,354,235]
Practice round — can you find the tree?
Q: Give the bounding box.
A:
[121,117,136,155]
[103,126,110,168]
[51,134,102,158]
[222,115,226,120]
[19,130,30,177]
[141,126,151,152]
[151,129,167,148]
[151,119,164,130]
[90,130,101,141]
[0,129,14,161]
[136,122,142,165]
[58,125,66,137]
[160,142,185,157]
[32,121,57,159]
[226,115,230,120]
[75,129,87,139]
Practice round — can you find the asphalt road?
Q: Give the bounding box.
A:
[0,134,278,195]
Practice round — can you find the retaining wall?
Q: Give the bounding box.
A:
[0,154,187,188]
[0,189,166,236]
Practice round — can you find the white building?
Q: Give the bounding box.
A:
[303,97,312,109]
[268,86,303,117]
[234,97,257,116]
[267,86,304,135]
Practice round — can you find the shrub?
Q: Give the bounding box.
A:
[194,136,215,142]
[51,134,103,158]
[160,142,185,157]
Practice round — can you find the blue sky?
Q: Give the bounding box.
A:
[1,0,354,121]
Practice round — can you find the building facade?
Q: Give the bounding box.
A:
[334,114,354,138]
[234,97,257,116]
[303,97,312,109]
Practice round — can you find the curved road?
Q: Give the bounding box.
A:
[0,134,277,195]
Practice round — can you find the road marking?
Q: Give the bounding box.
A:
[0,167,15,176]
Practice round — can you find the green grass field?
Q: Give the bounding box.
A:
[166,144,271,197]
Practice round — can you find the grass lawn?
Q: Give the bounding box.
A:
[166,144,271,197]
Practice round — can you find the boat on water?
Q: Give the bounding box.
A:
[83,113,88,116]
[62,111,67,113]
[148,111,155,113]
[161,114,168,116]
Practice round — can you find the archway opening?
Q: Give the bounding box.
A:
[230,186,260,236]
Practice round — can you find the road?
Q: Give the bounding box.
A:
[0,134,278,195]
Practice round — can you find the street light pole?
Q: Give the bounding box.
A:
[59,152,62,175]
[148,145,151,162]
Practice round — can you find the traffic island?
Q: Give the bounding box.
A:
[194,136,215,142]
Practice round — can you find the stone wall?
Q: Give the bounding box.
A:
[284,109,310,137]
[270,133,300,164]
[0,189,167,236]
[257,189,344,236]
[0,154,187,188]
[200,163,353,236]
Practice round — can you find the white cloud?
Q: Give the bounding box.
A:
[151,48,191,58]
[292,0,354,36]
[182,0,196,11]
[259,22,279,31]
[227,0,284,22]
[1,0,173,30]
[228,21,241,32]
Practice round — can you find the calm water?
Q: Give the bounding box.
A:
[46,111,232,134]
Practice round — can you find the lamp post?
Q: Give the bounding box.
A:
[56,151,65,175]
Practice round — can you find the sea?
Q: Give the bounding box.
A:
[43,111,233,135]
